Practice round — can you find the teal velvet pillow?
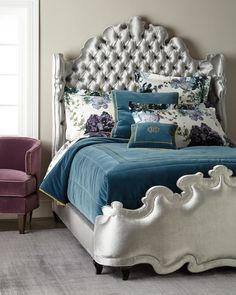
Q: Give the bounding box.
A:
[111,90,179,138]
[128,122,177,149]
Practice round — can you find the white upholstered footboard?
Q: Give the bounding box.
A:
[94,165,236,274]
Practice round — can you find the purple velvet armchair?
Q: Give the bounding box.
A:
[0,137,41,233]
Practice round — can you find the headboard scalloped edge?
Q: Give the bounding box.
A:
[52,16,226,156]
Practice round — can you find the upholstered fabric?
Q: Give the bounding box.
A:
[65,18,216,92]
[0,193,39,214]
[111,90,178,138]
[0,169,36,197]
[0,137,41,222]
[0,137,41,186]
[128,122,177,149]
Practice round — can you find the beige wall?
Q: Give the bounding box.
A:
[39,0,236,216]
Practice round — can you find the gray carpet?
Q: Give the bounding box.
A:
[0,228,236,295]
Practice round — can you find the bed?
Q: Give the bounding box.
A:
[40,16,236,280]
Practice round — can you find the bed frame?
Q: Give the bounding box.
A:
[52,16,236,279]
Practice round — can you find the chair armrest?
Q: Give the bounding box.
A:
[25,140,42,186]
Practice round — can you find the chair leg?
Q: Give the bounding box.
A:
[18,214,27,234]
[28,211,33,229]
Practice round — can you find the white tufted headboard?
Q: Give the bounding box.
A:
[52,16,226,156]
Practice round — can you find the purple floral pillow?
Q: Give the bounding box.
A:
[189,123,224,146]
[64,87,115,141]
[131,103,227,148]
[135,72,211,107]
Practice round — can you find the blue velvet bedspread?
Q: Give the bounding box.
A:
[40,137,236,224]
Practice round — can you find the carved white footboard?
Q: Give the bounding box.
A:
[94,165,236,274]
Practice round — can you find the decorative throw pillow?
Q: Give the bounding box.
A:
[64,87,115,141]
[132,103,227,148]
[135,72,211,106]
[111,90,179,138]
[128,122,177,149]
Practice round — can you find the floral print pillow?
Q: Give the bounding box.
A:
[135,72,211,107]
[131,103,227,148]
[64,87,115,141]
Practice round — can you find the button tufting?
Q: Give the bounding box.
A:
[63,18,219,102]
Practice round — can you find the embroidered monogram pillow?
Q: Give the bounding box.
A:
[128,122,177,149]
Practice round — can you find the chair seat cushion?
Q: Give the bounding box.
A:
[0,169,36,197]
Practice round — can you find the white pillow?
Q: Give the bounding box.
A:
[136,72,211,106]
[132,104,227,148]
[64,88,115,141]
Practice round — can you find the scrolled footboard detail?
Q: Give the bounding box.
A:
[94,165,236,274]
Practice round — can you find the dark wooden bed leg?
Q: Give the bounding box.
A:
[121,267,131,280]
[53,211,61,223]
[93,260,103,274]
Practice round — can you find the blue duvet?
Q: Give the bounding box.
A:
[40,137,236,224]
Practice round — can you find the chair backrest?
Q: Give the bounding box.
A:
[0,137,38,171]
